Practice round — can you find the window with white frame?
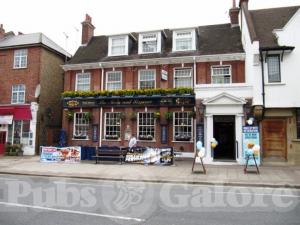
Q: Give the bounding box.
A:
[211,66,232,84]
[139,33,160,54]
[105,112,121,140]
[108,36,128,56]
[76,73,91,91]
[267,55,281,83]
[13,49,28,69]
[11,84,25,104]
[139,70,156,89]
[73,113,90,139]
[173,30,196,51]
[106,71,122,91]
[174,112,192,141]
[174,68,192,88]
[7,120,33,146]
[138,112,155,140]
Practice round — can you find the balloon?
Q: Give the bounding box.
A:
[246,149,254,156]
[129,137,137,148]
[198,147,206,158]
[196,141,203,150]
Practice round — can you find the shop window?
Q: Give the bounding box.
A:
[139,70,156,89]
[211,66,232,84]
[173,112,192,141]
[11,84,25,104]
[73,113,90,139]
[76,73,90,91]
[106,71,122,91]
[174,68,192,88]
[267,55,281,83]
[104,113,121,140]
[138,112,155,140]
[297,109,300,139]
[7,120,32,146]
[13,49,27,69]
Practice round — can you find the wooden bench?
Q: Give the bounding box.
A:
[93,146,128,164]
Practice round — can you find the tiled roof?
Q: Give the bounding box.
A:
[68,23,244,65]
[0,33,71,57]
[249,6,300,48]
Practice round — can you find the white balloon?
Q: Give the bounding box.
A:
[129,137,137,148]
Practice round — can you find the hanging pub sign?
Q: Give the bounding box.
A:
[161,69,168,81]
[242,126,261,166]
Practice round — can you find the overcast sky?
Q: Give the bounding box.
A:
[1,0,300,55]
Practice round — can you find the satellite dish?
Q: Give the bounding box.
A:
[35,84,41,98]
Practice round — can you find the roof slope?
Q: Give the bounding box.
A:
[249,6,300,48]
[0,33,71,57]
[68,23,244,65]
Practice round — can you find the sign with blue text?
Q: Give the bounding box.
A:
[40,146,81,163]
[242,126,260,166]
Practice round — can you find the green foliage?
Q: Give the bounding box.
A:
[62,87,194,98]
[164,112,173,121]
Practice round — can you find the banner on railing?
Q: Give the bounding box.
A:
[125,147,173,165]
[40,146,81,163]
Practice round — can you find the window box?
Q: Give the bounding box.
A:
[105,135,119,140]
[139,135,154,141]
[175,135,191,142]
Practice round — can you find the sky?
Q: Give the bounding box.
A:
[1,0,300,55]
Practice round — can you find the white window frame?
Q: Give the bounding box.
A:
[173,112,193,142]
[173,67,193,88]
[13,49,28,69]
[137,112,155,141]
[211,65,232,84]
[138,32,161,54]
[73,112,90,140]
[75,72,91,91]
[108,35,129,56]
[106,71,122,91]
[11,84,25,104]
[8,120,33,146]
[172,29,196,52]
[138,69,156,89]
[104,112,121,140]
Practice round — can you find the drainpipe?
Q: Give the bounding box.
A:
[99,63,104,147]
[259,50,265,114]
[193,57,197,153]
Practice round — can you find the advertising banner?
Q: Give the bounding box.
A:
[40,146,81,163]
[125,147,173,165]
[242,126,260,166]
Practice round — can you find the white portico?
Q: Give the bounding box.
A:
[202,93,246,164]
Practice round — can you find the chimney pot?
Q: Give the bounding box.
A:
[81,14,95,45]
[0,24,5,39]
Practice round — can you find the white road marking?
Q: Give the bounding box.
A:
[0,201,145,222]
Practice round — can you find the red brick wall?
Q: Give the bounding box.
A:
[0,47,41,104]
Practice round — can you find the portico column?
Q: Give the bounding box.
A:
[235,114,244,164]
[204,114,213,163]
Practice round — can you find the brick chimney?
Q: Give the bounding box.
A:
[0,24,5,39]
[230,0,240,27]
[239,0,249,9]
[81,14,95,45]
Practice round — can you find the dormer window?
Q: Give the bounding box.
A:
[173,29,196,52]
[138,32,161,54]
[108,35,128,56]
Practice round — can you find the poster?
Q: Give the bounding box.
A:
[40,146,81,163]
[242,126,260,166]
[125,147,173,165]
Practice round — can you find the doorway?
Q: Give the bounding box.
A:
[213,116,236,160]
[0,131,6,155]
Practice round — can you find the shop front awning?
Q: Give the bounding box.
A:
[0,105,32,121]
[0,115,13,124]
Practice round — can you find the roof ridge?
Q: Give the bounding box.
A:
[250,5,300,12]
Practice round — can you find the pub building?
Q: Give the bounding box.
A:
[62,7,250,159]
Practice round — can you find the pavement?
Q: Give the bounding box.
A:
[0,156,300,188]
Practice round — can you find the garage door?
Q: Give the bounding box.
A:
[262,119,287,160]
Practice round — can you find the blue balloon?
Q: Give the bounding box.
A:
[196,141,203,150]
